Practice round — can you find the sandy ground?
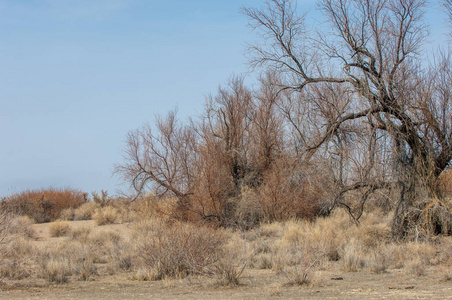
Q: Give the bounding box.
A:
[2,268,452,300]
[1,221,452,299]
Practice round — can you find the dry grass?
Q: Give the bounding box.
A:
[74,203,98,221]
[132,218,227,281]
[48,221,72,237]
[93,206,119,226]
[60,208,75,221]
[4,206,452,290]
[68,226,92,243]
[0,212,37,280]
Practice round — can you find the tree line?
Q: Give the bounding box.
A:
[117,0,452,239]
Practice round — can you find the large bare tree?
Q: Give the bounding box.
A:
[244,0,452,238]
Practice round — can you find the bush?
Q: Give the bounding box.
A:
[0,212,36,280]
[133,218,226,280]
[74,203,98,221]
[93,206,119,226]
[1,188,86,223]
[49,221,72,237]
[60,208,75,221]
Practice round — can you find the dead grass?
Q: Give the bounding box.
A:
[48,221,72,237]
[132,218,227,281]
[74,203,98,221]
[93,206,119,226]
[68,226,92,243]
[4,207,452,292]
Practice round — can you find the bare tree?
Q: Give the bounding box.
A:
[116,109,199,212]
[201,77,254,193]
[244,0,452,238]
[250,72,286,180]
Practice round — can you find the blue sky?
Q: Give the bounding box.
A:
[0,0,448,197]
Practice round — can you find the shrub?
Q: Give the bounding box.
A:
[341,238,365,272]
[49,221,72,237]
[212,234,249,286]
[68,226,92,243]
[60,208,75,221]
[39,257,71,284]
[133,218,226,280]
[0,211,36,280]
[74,203,97,221]
[1,188,86,223]
[93,206,119,226]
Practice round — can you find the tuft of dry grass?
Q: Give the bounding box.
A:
[60,208,75,221]
[406,258,427,276]
[39,257,71,284]
[68,226,92,243]
[48,221,72,237]
[93,206,119,226]
[74,203,98,221]
[341,238,365,272]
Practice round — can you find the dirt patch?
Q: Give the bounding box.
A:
[2,266,452,299]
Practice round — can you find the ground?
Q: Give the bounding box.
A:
[1,220,452,299]
[2,268,452,299]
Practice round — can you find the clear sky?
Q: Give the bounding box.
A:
[0,0,447,197]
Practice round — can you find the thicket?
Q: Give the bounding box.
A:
[0,188,86,223]
[117,0,452,239]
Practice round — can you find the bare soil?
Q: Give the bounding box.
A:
[2,268,452,299]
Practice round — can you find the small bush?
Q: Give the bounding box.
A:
[68,226,92,243]
[49,221,72,237]
[406,258,426,276]
[366,249,388,274]
[9,215,36,239]
[213,235,249,286]
[93,206,119,225]
[341,238,365,272]
[39,258,71,284]
[133,218,226,280]
[74,203,97,221]
[60,208,75,221]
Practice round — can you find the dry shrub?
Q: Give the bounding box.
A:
[233,187,264,230]
[212,234,249,286]
[253,222,284,239]
[0,188,86,223]
[93,206,119,226]
[133,218,226,280]
[48,221,72,237]
[130,195,178,222]
[258,160,326,223]
[248,210,391,278]
[272,220,332,285]
[74,203,98,221]
[341,238,365,272]
[274,239,325,286]
[405,257,426,276]
[8,215,35,239]
[438,168,452,198]
[68,226,92,243]
[0,237,36,280]
[60,208,75,221]
[81,229,133,275]
[39,258,71,284]
[366,248,388,274]
[0,212,36,280]
[37,240,100,282]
